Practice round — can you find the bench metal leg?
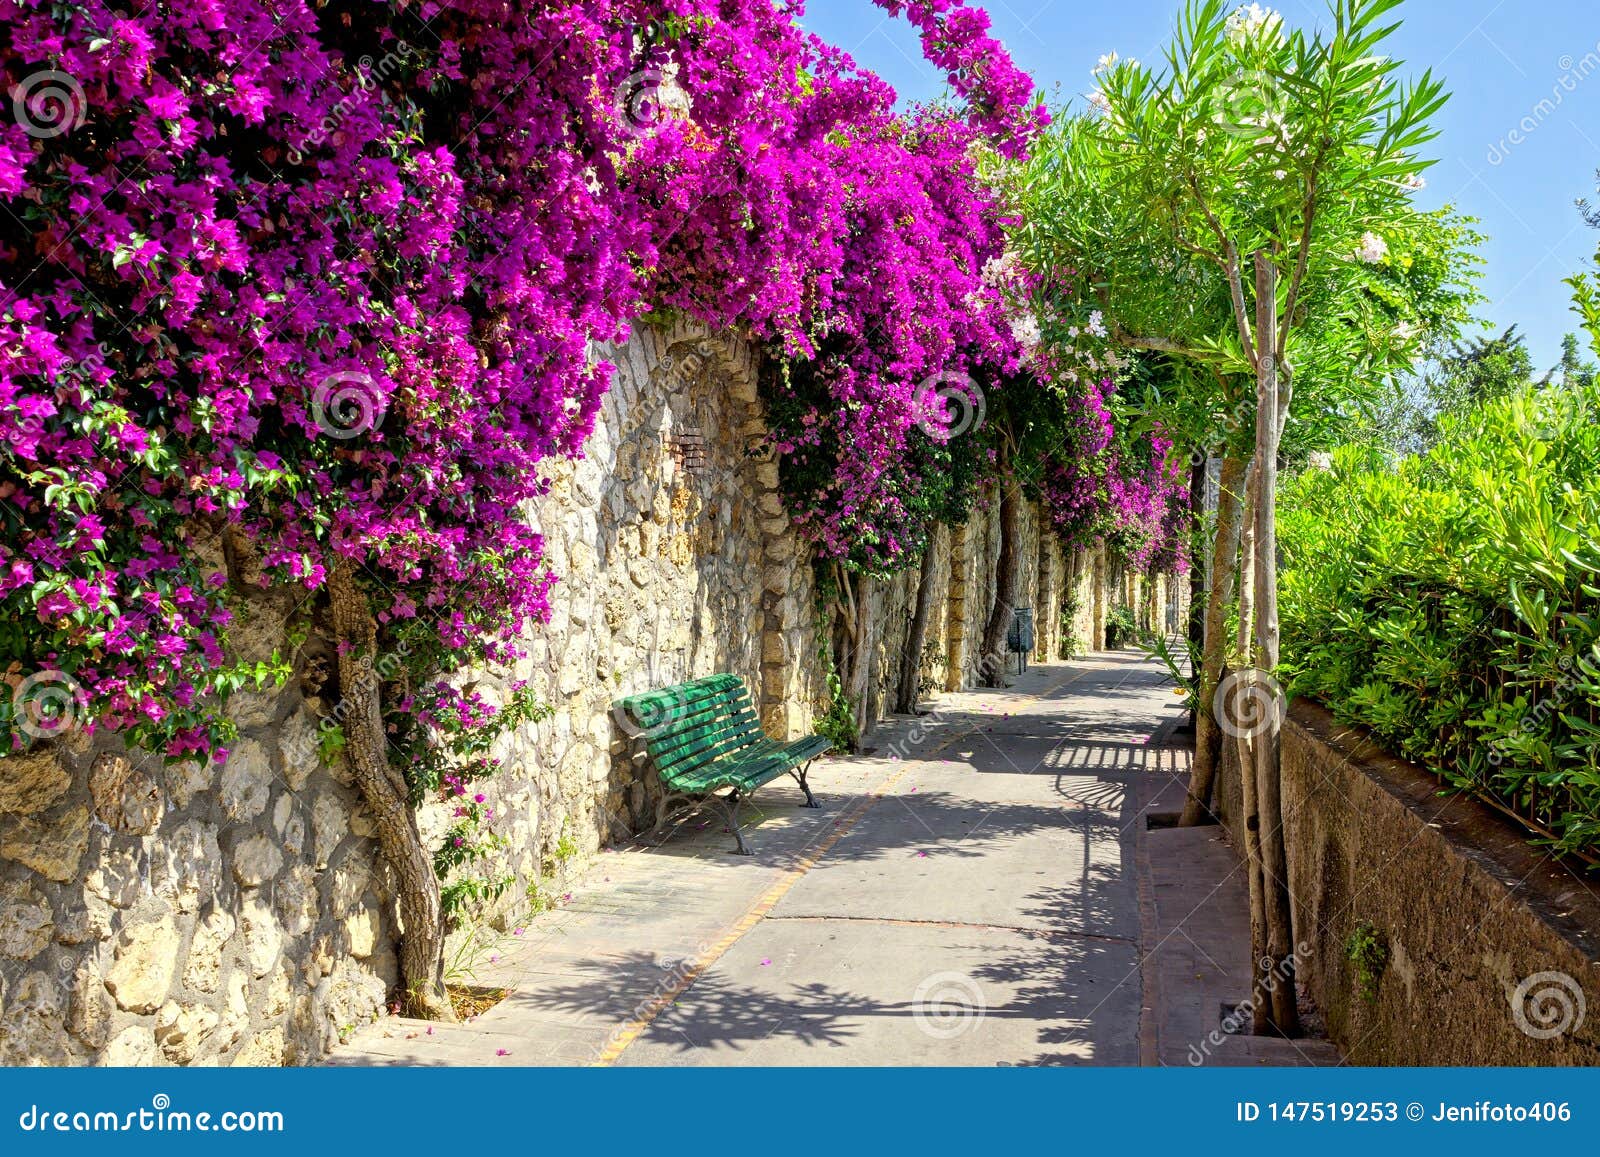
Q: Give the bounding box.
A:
[642,791,698,847]
[714,790,754,855]
[791,761,820,809]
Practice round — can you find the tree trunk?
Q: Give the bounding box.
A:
[1184,455,1207,730]
[326,559,455,1021]
[979,456,1023,688]
[1232,453,1271,1036]
[850,574,876,736]
[1251,251,1300,1036]
[897,524,946,715]
[1179,452,1246,826]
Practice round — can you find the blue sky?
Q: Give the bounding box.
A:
[800,0,1600,370]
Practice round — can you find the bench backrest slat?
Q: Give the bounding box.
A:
[640,688,758,744]
[616,675,769,786]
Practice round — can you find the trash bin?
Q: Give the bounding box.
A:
[1006,607,1035,674]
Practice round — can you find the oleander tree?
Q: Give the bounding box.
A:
[1011,0,1478,1034]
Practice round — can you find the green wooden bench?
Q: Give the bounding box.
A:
[613,673,831,855]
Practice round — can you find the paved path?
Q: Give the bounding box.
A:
[332,649,1336,1067]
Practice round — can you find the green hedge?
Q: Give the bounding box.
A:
[1279,384,1600,860]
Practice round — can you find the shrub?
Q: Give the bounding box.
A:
[1279,383,1600,860]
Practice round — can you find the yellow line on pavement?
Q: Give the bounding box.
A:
[591,662,1098,1066]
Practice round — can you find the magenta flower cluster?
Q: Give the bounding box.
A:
[1042,381,1190,575]
[0,0,1049,757]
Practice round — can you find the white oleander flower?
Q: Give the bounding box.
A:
[1009,312,1043,352]
[1353,231,1388,264]
[1094,51,1138,74]
[1226,3,1282,44]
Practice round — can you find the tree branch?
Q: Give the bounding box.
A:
[1186,172,1258,368]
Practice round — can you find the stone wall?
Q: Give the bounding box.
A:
[0,595,398,1066]
[1216,700,1600,1064]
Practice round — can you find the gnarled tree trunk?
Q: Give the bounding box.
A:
[896,523,946,714]
[979,453,1023,688]
[327,559,455,1021]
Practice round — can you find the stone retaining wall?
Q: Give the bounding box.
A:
[1215,700,1600,1064]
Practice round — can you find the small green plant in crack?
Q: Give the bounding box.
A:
[552,821,580,866]
[317,723,348,766]
[1346,921,1389,1003]
[525,878,559,916]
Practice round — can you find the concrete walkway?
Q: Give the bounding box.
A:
[331,649,1337,1067]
